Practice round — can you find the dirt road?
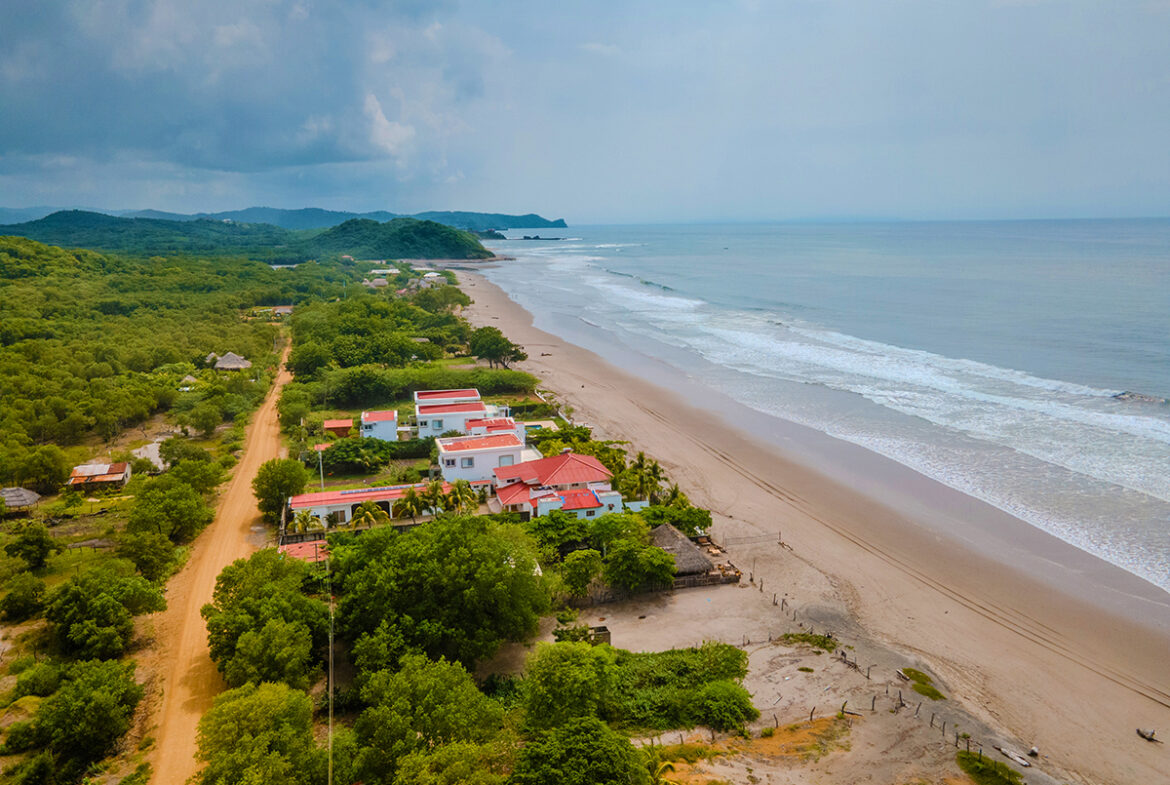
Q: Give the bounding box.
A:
[146,351,291,785]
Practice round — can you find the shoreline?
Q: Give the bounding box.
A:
[457,270,1170,785]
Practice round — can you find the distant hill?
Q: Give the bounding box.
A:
[117,206,567,231]
[301,218,493,259]
[0,210,494,260]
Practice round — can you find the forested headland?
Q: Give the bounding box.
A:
[0,211,494,261]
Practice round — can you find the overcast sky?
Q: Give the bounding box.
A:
[2,1,1169,223]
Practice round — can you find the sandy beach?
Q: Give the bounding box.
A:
[458,269,1170,785]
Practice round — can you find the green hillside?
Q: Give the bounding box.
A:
[0,211,494,260]
[302,218,493,259]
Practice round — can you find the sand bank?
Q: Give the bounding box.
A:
[457,270,1170,785]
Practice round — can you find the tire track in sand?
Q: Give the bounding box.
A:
[145,348,291,785]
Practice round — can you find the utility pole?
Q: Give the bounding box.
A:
[317,448,325,490]
[327,554,334,785]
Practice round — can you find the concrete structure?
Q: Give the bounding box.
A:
[66,462,132,490]
[491,451,648,520]
[359,410,399,441]
[413,388,481,405]
[466,416,526,442]
[436,433,526,483]
[288,482,450,527]
[323,418,353,438]
[413,389,511,437]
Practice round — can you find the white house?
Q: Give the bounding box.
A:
[288,482,448,527]
[360,410,399,441]
[466,416,527,443]
[436,433,526,483]
[413,388,481,405]
[491,451,647,520]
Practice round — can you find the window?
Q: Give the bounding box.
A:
[498,454,515,467]
[443,458,455,467]
[419,420,428,428]
[461,457,475,468]
[432,419,444,430]
[585,510,595,517]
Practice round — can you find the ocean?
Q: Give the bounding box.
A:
[478,220,1170,593]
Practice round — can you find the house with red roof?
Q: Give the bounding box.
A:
[66,462,133,490]
[323,418,354,438]
[359,409,399,441]
[491,451,648,520]
[412,389,512,437]
[288,481,454,527]
[436,433,529,483]
[466,416,526,442]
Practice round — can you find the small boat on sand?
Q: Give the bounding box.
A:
[1136,728,1161,743]
[993,745,1032,767]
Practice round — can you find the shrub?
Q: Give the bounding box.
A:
[1,573,46,621]
[15,661,61,698]
[692,681,759,732]
[956,750,1024,785]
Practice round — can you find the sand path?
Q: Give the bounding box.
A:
[145,349,290,785]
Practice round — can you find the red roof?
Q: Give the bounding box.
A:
[362,410,398,423]
[279,541,329,564]
[289,482,449,509]
[437,433,522,452]
[323,418,353,429]
[559,488,602,510]
[417,402,487,415]
[416,388,480,401]
[67,463,130,485]
[493,452,612,488]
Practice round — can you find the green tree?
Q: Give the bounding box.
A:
[34,659,144,781]
[116,530,177,582]
[168,458,224,494]
[290,509,323,534]
[4,522,60,571]
[351,500,391,529]
[252,458,310,524]
[159,436,213,467]
[692,680,759,732]
[196,682,323,785]
[187,402,223,437]
[586,513,648,558]
[562,549,603,598]
[15,445,70,494]
[469,326,528,369]
[45,563,166,659]
[0,572,46,621]
[522,642,617,730]
[397,487,425,524]
[447,479,478,515]
[394,742,508,785]
[354,654,504,783]
[603,540,676,594]
[527,509,588,554]
[201,549,328,689]
[335,518,548,666]
[127,475,214,542]
[511,716,650,785]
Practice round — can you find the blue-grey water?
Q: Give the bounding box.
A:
[479,220,1170,592]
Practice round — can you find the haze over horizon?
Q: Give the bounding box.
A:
[3,1,1169,224]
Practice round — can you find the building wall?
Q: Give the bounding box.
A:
[361,419,398,441]
[417,410,480,436]
[438,445,524,483]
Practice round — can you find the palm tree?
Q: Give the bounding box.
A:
[447,479,478,515]
[350,500,389,530]
[649,760,681,785]
[421,479,447,518]
[397,487,425,524]
[661,483,690,509]
[622,451,664,503]
[290,509,323,534]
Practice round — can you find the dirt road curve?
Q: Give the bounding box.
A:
[146,350,291,785]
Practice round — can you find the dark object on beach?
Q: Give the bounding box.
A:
[1113,391,1167,404]
[520,235,563,240]
[1137,728,1161,742]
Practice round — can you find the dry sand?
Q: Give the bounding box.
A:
[458,270,1170,785]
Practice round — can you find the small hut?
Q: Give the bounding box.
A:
[0,487,41,511]
[650,524,715,576]
[214,352,252,371]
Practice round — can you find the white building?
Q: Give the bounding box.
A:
[288,482,448,527]
[359,410,399,441]
[436,433,527,483]
[413,388,481,406]
[466,416,527,443]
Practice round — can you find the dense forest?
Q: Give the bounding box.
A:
[120,207,568,232]
[0,212,494,261]
[0,235,354,490]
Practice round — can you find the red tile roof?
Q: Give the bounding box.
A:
[559,488,601,510]
[437,433,522,452]
[467,417,517,432]
[289,482,447,509]
[279,541,329,564]
[495,483,603,512]
[416,388,480,401]
[493,452,612,488]
[417,401,488,415]
[361,410,398,423]
[497,481,536,508]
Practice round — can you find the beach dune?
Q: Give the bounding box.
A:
[458,270,1170,785]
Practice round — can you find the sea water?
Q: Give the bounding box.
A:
[478,220,1170,592]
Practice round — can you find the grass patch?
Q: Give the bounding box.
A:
[797,666,814,673]
[902,668,946,701]
[778,633,836,652]
[956,750,1024,785]
[804,716,852,761]
[653,742,722,764]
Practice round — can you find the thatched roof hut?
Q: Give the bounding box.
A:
[0,487,41,509]
[214,351,252,370]
[650,524,714,576]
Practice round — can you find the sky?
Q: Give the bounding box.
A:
[2,0,1170,223]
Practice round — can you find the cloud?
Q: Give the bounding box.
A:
[363,94,415,156]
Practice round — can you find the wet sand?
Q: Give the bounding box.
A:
[458,269,1170,785]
